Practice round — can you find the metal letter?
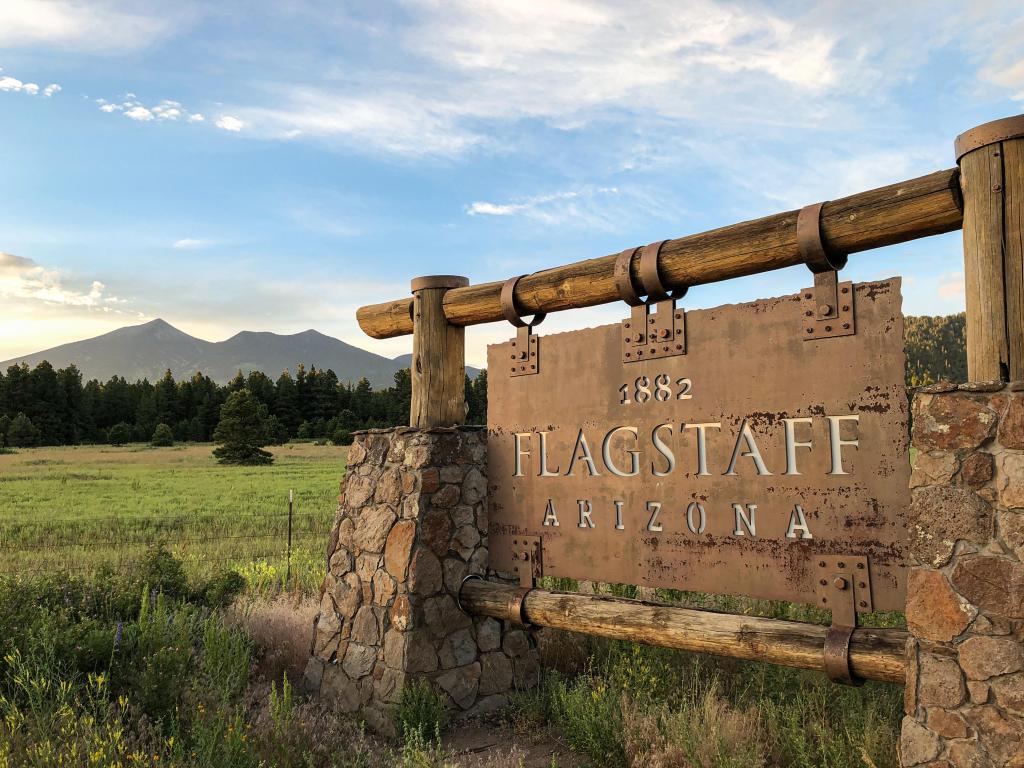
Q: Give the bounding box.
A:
[542,499,560,527]
[826,415,860,475]
[732,503,757,536]
[651,423,675,477]
[686,501,706,534]
[577,499,595,528]
[614,500,625,530]
[565,428,600,477]
[646,501,663,532]
[538,430,561,477]
[683,422,720,476]
[782,417,813,476]
[514,432,532,477]
[724,419,772,476]
[602,426,640,477]
[786,504,814,539]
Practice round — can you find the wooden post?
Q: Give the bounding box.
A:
[956,115,1024,381]
[410,275,469,427]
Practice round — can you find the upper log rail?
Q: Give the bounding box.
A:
[358,168,963,339]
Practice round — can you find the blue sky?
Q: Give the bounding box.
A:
[1,0,1022,368]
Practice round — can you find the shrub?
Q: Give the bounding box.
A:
[200,569,247,608]
[151,422,174,446]
[7,412,41,447]
[140,545,189,599]
[394,678,449,742]
[107,421,132,446]
[332,428,354,446]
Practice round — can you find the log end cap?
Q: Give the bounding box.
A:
[955,114,1024,161]
[411,275,470,292]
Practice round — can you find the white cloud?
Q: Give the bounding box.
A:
[188,113,205,123]
[124,105,154,121]
[0,71,59,97]
[466,187,631,227]
[938,272,965,300]
[172,238,210,249]
[0,252,124,309]
[215,115,245,132]
[0,0,185,54]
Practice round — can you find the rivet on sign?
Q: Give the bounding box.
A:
[842,305,849,312]
[675,344,682,350]
[841,287,849,294]
[676,329,681,334]
[858,581,866,589]
[822,598,828,604]
[842,323,850,330]
[993,184,1002,193]
[649,318,655,324]
[805,293,812,299]
[859,601,868,608]
[806,327,813,334]
[511,341,516,346]
[530,364,535,370]
[625,322,631,329]
[805,310,813,317]
[819,579,827,586]
[531,351,536,357]
[837,561,845,569]
[856,563,864,570]
[649,348,656,354]
[663,346,669,352]
[824,325,832,332]
[818,561,826,568]
[625,352,632,358]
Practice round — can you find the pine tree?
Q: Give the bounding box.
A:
[108,422,132,446]
[7,412,41,447]
[213,390,273,465]
[151,423,175,447]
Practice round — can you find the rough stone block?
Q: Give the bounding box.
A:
[909,486,992,567]
[999,453,1024,509]
[952,556,1024,618]
[408,547,443,595]
[906,569,976,642]
[384,520,416,580]
[991,673,1024,715]
[899,717,941,766]
[918,653,965,708]
[436,662,481,710]
[926,707,969,739]
[960,452,995,488]
[999,396,1024,449]
[913,393,997,451]
[911,451,958,488]
[958,636,1024,680]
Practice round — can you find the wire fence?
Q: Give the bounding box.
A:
[0,490,334,593]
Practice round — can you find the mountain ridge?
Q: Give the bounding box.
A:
[0,319,481,387]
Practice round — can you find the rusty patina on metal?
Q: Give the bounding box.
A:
[487,278,909,612]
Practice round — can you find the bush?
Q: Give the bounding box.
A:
[107,421,132,446]
[200,569,247,608]
[7,412,41,447]
[331,428,354,446]
[213,390,273,465]
[140,545,189,599]
[394,678,449,741]
[151,422,175,447]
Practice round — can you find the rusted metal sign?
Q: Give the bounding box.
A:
[487,279,909,612]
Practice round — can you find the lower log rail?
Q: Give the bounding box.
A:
[459,580,907,685]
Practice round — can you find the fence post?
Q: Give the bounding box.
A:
[286,489,293,584]
[956,115,1024,382]
[409,275,469,427]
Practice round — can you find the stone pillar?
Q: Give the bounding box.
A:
[302,426,539,735]
[901,381,1024,767]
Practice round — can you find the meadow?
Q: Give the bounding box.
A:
[0,442,345,591]
[0,442,905,767]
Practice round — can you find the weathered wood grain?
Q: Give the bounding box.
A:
[459,580,907,684]
[410,284,465,427]
[358,169,962,339]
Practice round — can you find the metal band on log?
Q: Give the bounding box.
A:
[357,169,962,339]
[458,580,907,685]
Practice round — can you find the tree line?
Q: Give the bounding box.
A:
[0,312,964,449]
[0,362,488,448]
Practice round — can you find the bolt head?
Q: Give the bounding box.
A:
[832,577,848,590]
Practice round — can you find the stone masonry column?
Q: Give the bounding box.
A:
[302,426,539,736]
[901,381,1024,767]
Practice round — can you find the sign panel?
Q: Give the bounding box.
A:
[487,279,910,611]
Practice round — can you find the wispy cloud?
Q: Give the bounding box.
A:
[0,0,188,54]
[172,238,211,250]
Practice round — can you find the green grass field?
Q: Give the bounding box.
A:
[0,442,345,591]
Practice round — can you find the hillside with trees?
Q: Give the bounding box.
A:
[0,313,963,448]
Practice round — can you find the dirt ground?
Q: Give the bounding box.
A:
[444,721,583,768]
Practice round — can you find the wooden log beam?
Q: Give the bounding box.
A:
[459,580,907,685]
[358,169,962,339]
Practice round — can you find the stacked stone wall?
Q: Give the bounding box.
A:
[302,426,538,735]
[902,382,1024,767]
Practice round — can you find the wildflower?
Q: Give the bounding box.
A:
[114,621,124,650]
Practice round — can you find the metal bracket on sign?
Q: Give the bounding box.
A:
[814,555,871,686]
[502,274,545,377]
[797,202,854,341]
[622,300,685,363]
[510,535,542,588]
[509,325,539,377]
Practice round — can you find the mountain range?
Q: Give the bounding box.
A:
[0,319,478,387]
